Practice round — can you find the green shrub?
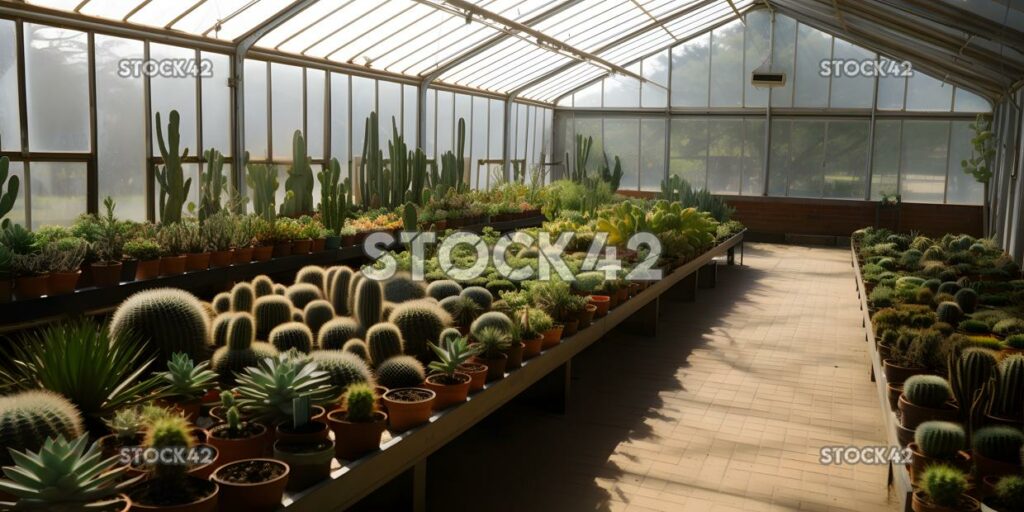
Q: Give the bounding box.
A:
[869,286,895,308]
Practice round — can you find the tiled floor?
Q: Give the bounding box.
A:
[428,243,899,512]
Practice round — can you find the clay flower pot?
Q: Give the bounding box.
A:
[383,388,436,432]
[253,245,274,262]
[522,335,544,359]
[616,287,630,303]
[187,444,220,480]
[504,342,526,370]
[207,423,269,465]
[898,395,958,430]
[473,354,508,382]
[134,259,161,281]
[292,239,312,254]
[209,249,234,268]
[911,489,980,512]
[127,475,219,512]
[311,238,326,252]
[272,243,292,258]
[47,270,81,296]
[159,255,187,276]
[423,372,471,410]
[541,325,564,350]
[273,439,334,492]
[233,246,254,265]
[908,442,971,483]
[577,304,597,328]
[882,359,927,384]
[327,409,387,461]
[589,295,610,318]
[562,318,580,337]
[211,458,288,512]
[458,363,487,392]
[342,234,356,247]
[185,252,211,271]
[275,419,330,445]
[0,278,11,303]
[886,382,903,411]
[14,274,49,300]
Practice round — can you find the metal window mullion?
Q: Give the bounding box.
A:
[195,47,204,204]
[87,32,98,215]
[896,119,904,197]
[826,35,834,109]
[707,28,713,108]
[820,119,829,198]
[347,74,352,181]
[865,71,879,201]
[942,120,952,204]
[16,20,30,228]
[143,40,154,222]
[302,68,308,151]
[324,71,331,162]
[266,62,272,161]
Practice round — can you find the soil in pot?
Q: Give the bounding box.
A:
[911,489,980,512]
[327,409,387,461]
[135,259,161,281]
[48,270,80,295]
[273,439,334,492]
[423,372,470,410]
[127,476,218,511]
[383,388,436,432]
[522,336,543,359]
[211,458,288,512]
[208,422,268,465]
[458,363,487,392]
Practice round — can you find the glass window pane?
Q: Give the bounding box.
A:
[604,75,640,108]
[151,44,197,158]
[330,73,349,167]
[640,119,665,191]
[670,33,710,108]
[0,20,19,151]
[202,53,231,157]
[906,73,953,112]
[425,89,435,158]
[351,76,376,156]
[603,118,639,192]
[829,40,874,109]
[953,88,991,113]
[471,96,488,190]
[25,24,89,152]
[515,104,528,160]
[306,68,325,159]
[946,120,983,204]
[707,118,742,194]
[436,90,454,155]
[641,51,668,108]
[870,120,901,200]
[270,63,302,160]
[4,161,25,227]
[900,120,949,203]
[742,118,766,195]
[30,161,87,227]
[669,118,708,189]
[787,120,826,197]
[244,60,268,160]
[403,85,418,143]
[488,99,504,174]
[709,21,744,108]
[96,35,146,222]
[822,120,869,199]
[575,117,603,176]
[455,93,472,154]
[573,81,602,108]
[743,9,770,108]
[876,58,906,110]
[770,15,796,108]
[793,25,831,108]
[378,80,401,148]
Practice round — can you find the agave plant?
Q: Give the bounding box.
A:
[101,407,146,444]
[0,319,164,427]
[234,350,337,425]
[427,335,479,379]
[159,353,218,402]
[0,435,141,511]
[474,327,511,359]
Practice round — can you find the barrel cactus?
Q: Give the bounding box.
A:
[212,313,234,347]
[268,322,314,353]
[329,266,354,315]
[286,283,322,310]
[375,355,425,389]
[342,338,370,361]
[994,475,1024,511]
[212,292,231,314]
[295,265,326,293]
[383,272,426,303]
[230,282,255,313]
[211,313,277,386]
[389,300,451,360]
[310,350,374,393]
[354,277,383,333]
[471,311,514,337]
[273,283,287,295]
[920,464,967,508]
[253,295,293,341]
[948,347,998,422]
[439,327,462,344]
[318,316,361,350]
[992,355,1024,418]
[382,301,397,320]
[0,390,84,466]
[460,286,493,311]
[914,421,965,459]
[936,301,963,325]
[367,322,405,366]
[937,281,961,296]
[954,288,978,314]
[973,426,1024,463]
[109,288,212,372]
[903,375,952,408]
[303,299,335,338]
[252,275,274,297]
[427,280,462,301]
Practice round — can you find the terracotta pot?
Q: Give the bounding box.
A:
[577,304,597,327]
[896,422,916,447]
[562,318,580,337]
[374,386,389,413]
[911,489,980,512]
[898,395,958,430]
[423,373,471,410]
[616,287,630,303]
[232,247,254,265]
[589,295,610,318]
[187,444,219,480]
[253,245,274,262]
[275,419,330,445]
[974,451,1022,481]
[504,342,525,370]
[473,354,508,382]
[135,259,161,281]
[608,293,620,309]
[908,442,972,483]
[887,383,903,411]
[383,388,436,432]
[211,458,288,512]
[273,439,334,492]
[327,410,387,461]
[341,234,356,247]
[272,243,292,258]
[311,238,326,252]
[209,250,233,268]
[128,475,218,511]
[292,239,312,254]
[0,278,10,304]
[159,255,187,276]
[14,274,49,300]
[48,270,81,295]
[522,336,543,359]
[541,325,564,349]
[628,282,640,297]
[458,363,487,392]
[207,423,269,465]
[883,360,927,384]
[185,252,211,271]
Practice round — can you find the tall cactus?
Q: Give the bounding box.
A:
[566,134,592,183]
[358,112,384,208]
[434,117,467,197]
[198,148,225,222]
[317,157,350,235]
[0,155,19,229]
[387,117,408,208]
[948,347,998,435]
[247,162,278,221]
[599,153,623,192]
[281,130,314,217]
[155,110,191,225]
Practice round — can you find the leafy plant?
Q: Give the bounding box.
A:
[427,334,479,378]
[122,237,162,261]
[159,352,218,402]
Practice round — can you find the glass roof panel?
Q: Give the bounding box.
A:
[202,0,294,40]
[127,0,203,28]
[78,0,141,20]
[254,0,351,49]
[299,1,387,58]
[26,0,81,11]
[165,1,253,34]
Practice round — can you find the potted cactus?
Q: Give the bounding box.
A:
[44,236,88,295]
[272,396,335,492]
[156,353,219,422]
[210,458,288,512]
[207,392,268,465]
[375,355,435,431]
[470,326,512,382]
[123,237,162,281]
[2,223,48,299]
[0,435,141,512]
[983,475,1024,512]
[235,351,336,430]
[986,355,1024,428]
[899,375,958,430]
[203,211,236,268]
[126,416,220,511]
[909,421,970,483]
[516,307,546,359]
[972,426,1024,482]
[97,407,147,459]
[422,334,477,410]
[911,464,979,512]
[157,222,188,276]
[327,383,387,461]
[90,197,125,288]
[574,271,609,317]
[182,220,211,271]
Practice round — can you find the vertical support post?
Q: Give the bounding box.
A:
[666,272,698,302]
[503,95,514,181]
[619,296,659,337]
[230,51,246,200]
[698,261,718,289]
[413,459,426,512]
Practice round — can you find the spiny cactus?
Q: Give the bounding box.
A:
[954,288,978,314]
[280,130,315,216]
[427,280,463,301]
[383,272,427,303]
[343,338,369,361]
[439,295,481,328]
[347,272,364,314]
[198,148,225,222]
[367,323,405,367]
[212,313,233,347]
[375,355,425,389]
[230,282,255,313]
[274,283,287,295]
[937,281,961,296]
[973,426,1024,463]
[994,475,1024,511]
[253,295,293,341]
[318,317,361,350]
[329,266,355,316]
[146,415,195,486]
[389,300,451,360]
[914,421,965,459]
[252,275,274,297]
[991,355,1024,418]
[325,267,340,295]
[212,313,278,385]
[936,301,963,325]
[310,350,374,393]
[292,308,304,322]
[471,311,514,337]
[439,327,462,344]
[295,265,326,293]
[460,286,493,311]
[354,277,383,333]
[303,299,335,339]
[0,155,20,230]
[154,110,191,225]
[109,288,211,372]
[0,390,84,466]
[286,283,323,310]
[920,464,967,508]
[948,347,998,426]
[268,322,314,353]
[904,375,952,408]
[382,301,397,320]
[343,382,377,422]
[213,292,231,314]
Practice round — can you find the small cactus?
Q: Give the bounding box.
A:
[992,355,1024,417]
[914,421,965,459]
[920,464,967,508]
[389,300,451,360]
[471,311,515,338]
[212,313,234,347]
[253,295,293,340]
[343,338,370,361]
[903,375,952,408]
[954,288,978,314]
[268,322,314,353]
[310,350,375,393]
[937,281,961,296]
[427,279,463,301]
[286,283,323,310]
[212,313,278,385]
[973,426,1024,464]
[252,275,274,297]
[343,382,378,422]
[0,390,84,466]
[994,475,1024,511]
[329,266,355,315]
[230,282,255,312]
[295,265,326,293]
[318,317,361,350]
[383,272,427,303]
[936,301,963,325]
[367,323,405,366]
[212,292,231,314]
[460,286,493,311]
[303,299,335,338]
[145,415,195,483]
[375,355,426,389]
[109,288,211,372]
[273,283,287,295]
[354,277,383,333]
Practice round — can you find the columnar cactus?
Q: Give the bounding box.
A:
[389,300,451,360]
[936,301,963,325]
[382,301,397,320]
[286,283,323,310]
[343,339,369,361]
[948,348,998,425]
[0,390,84,466]
[375,355,425,389]
[954,288,978,314]
[295,265,326,293]
[383,272,427,303]
[329,266,355,316]
[280,130,314,217]
[367,323,405,367]
[212,292,231,314]
[212,313,234,347]
[914,421,965,459]
[109,288,212,372]
[354,277,383,333]
[230,282,255,313]
[460,286,493,311]
[348,272,365,314]
[253,295,293,340]
[154,110,191,225]
[427,280,463,301]
[303,299,335,339]
[992,355,1024,418]
[318,317,361,350]
[972,426,1024,463]
[252,275,274,297]
[903,375,952,408]
[268,322,314,353]
[212,313,278,385]
[310,351,374,393]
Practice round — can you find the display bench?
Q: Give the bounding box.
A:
[281,230,745,512]
[0,216,546,332]
[850,241,914,512]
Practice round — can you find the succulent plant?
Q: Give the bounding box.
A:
[354,277,384,333]
[108,288,212,372]
[518,307,554,340]
[389,300,451,360]
[230,282,255,313]
[295,265,326,293]
[159,352,218,401]
[211,313,278,386]
[914,421,965,459]
[383,272,427,303]
[103,406,146,443]
[318,317,361,350]
[471,311,515,338]
[310,350,374,394]
[342,382,378,422]
[0,390,84,466]
[212,313,233,347]
[473,326,511,359]
[953,288,978,314]
[991,355,1024,418]
[903,375,952,408]
[252,275,274,297]
[212,292,231,314]
[286,283,323,310]
[994,475,1024,511]
[253,295,293,340]
[268,322,314,353]
[936,301,963,325]
[235,351,336,425]
[973,426,1024,463]
[460,286,493,311]
[328,266,354,315]
[440,295,482,328]
[367,323,405,366]
[948,347,998,425]
[303,299,335,339]
[427,280,463,301]
[428,334,478,378]
[920,464,967,508]
[375,355,426,389]
[343,338,370,361]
